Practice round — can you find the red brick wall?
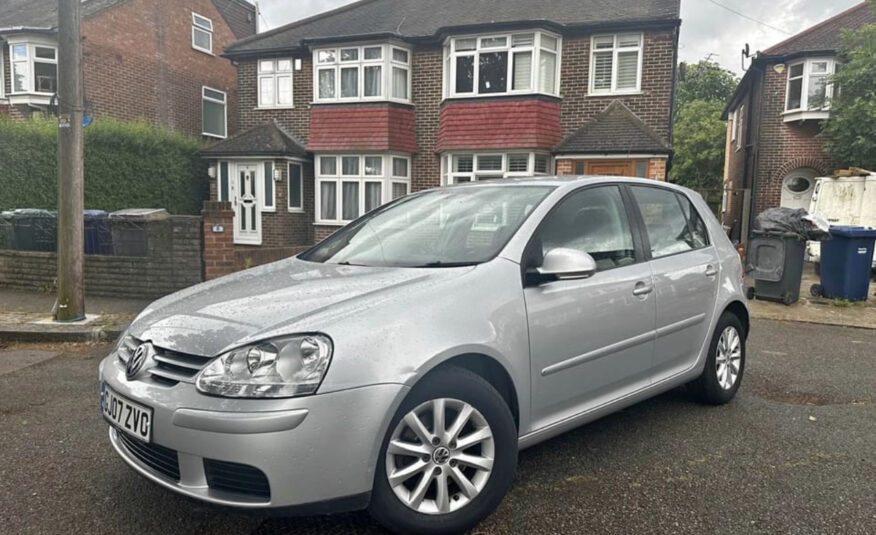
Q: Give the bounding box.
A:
[202,201,235,280]
[752,65,837,211]
[82,0,240,138]
[559,30,676,144]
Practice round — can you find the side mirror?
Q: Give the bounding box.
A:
[534,248,597,282]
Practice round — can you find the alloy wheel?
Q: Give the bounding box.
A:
[715,325,742,390]
[385,398,495,515]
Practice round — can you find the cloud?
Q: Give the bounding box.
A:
[258,0,863,74]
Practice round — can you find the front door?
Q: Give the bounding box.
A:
[588,160,634,176]
[232,163,262,245]
[524,185,655,430]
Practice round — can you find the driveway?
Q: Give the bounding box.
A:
[1,319,874,534]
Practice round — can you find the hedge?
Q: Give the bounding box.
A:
[0,115,208,215]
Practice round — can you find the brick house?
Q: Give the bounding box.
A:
[721,2,874,243]
[203,0,680,251]
[0,0,256,139]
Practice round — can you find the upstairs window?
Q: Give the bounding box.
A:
[313,44,410,103]
[9,42,57,95]
[590,33,642,95]
[444,31,561,98]
[192,13,213,54]
[786,58,836,113]
[202,86,227,138]
[258,59,294,108]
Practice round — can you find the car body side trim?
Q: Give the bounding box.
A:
[172,408,309,434]
[655,313,706,338]
[541,329,655,377]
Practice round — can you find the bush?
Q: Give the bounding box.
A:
[0,115,208,214]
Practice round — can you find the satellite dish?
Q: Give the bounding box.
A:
[742,43,751,58]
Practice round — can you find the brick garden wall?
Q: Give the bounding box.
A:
[0,216,203,298]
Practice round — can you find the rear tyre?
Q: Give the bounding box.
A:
[369,367,517,535]
[689,312,746,405]
[745,286,756,300]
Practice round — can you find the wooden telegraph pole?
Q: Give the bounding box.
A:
[55,0,85,321]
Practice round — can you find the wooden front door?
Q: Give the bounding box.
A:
[587,160,635,176]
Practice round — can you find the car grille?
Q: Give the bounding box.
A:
[204,459,271,501]
[117,432,181,481]
[117,336,213,386]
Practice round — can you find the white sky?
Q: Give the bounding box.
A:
[255,0,862,75]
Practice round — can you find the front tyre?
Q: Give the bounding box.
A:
[369,366,517,535]
[689,312,746,405]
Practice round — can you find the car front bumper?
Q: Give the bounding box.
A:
[99,353,408,510]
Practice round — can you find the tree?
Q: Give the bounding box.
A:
[822,9,876,170]
[671,100,728,189]
[670,60,739,189]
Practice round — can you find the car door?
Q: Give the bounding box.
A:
[627,185,720,381]
[523,185,656,430]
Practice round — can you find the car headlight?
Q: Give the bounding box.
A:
[195,334,333,398]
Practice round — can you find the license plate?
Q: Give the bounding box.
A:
[101,383,153,442]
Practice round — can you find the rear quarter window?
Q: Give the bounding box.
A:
[630,186,710,259]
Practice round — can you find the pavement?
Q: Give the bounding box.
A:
[747,263,876,330]
[0,288,150,342]
[1,319,874,534]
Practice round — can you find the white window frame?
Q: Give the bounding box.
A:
[784,57,836,121]
[201,86,227,139]
[288,162,305,212]
[443,30,562,99]
[441,152,552,185]
[730,108,737,143]
[192,12,214,55]
[735,105,744,151]
[312,43,411,104]
[261,161,276,212]
[257,58,294,109]
[588,33,644,96]
[315,154,411,225]
[0,46,5,99]
[7,40,58,97]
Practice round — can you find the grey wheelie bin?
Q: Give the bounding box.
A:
[747,231,807,305]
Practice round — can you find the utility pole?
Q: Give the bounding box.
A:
[55,0,85,322]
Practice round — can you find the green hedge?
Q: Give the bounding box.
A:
[0,115,208,214]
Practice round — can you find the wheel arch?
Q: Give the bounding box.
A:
[723,300,750,339]
[424,353,521,431]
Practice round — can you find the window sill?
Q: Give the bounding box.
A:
[288,208,305,214]
[586,90,643,98]
[262,207,276,213]
[255,106,295,110]
[313,221,345,227]
[202,133,227,139]
[311,99,413,106]
[782,109,829,123]
[193,47,215,56]
[442,92,561,102]
[6,93,53,106]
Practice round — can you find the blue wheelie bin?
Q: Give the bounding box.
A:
[811,226,876,301]
[84,210,113,255]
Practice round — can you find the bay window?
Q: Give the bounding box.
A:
[316,154,411,224]
[258,59,294,108]
[444,31,561,98]
[785,58,835,120]
[443,152,552,184]
[589,33,643,95]
[8,42,58,95]
[314,44,410,103]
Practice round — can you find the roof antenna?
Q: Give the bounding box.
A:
[396,15,406,35]
[740,43,751,72]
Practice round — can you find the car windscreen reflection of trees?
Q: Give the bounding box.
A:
[299,186,554,267]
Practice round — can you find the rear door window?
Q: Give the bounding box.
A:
[630,186,709,259]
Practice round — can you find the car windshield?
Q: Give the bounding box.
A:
[299,185,555,267]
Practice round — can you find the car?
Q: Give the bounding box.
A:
[99,176,749,535]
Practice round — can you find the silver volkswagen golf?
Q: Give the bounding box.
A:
[100,177,748,534]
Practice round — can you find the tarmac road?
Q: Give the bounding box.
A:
[1,319,874,534]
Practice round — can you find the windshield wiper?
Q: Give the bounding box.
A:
[411,261,480,268]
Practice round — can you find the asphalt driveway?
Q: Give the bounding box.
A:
[1,319,874,534]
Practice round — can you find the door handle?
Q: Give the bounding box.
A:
[632,282,653,296]
[705,265,718,277]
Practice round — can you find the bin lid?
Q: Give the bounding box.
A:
[84,209,109,218]
[12,208,57,217]
[109,208,169,221]
[828,226,876,239]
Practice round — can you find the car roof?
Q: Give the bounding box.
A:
[439,175,694,195]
